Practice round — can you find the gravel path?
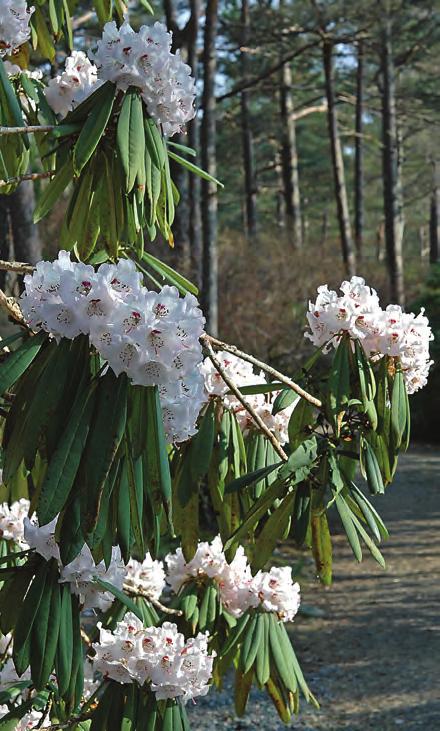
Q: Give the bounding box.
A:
[189,446,440,731]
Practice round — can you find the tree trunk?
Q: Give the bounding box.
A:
[429,160,440,264]
[187,0,202,287]
[201,0,219,335]
[278,60,302,247]
[354,40,364,260]
[0,182,42,294]
[322,39,356,276]
[240,0,257,239]
[380,17,405,306]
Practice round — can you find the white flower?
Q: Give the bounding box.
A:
[0,632,12,657]
[23,516,60,562]
[166,537,301,622]
[125,554,166,601]
[18,709,51,729]
[0,656,30,688]
[250,566,300,622]
[0,1,34,58]
[60,545,125,611]
[89,20,196,137]
[0,498,30,546]
[21,253,208,443]
[165,536,227,594]
[3,59,42,79]
[304,277,433,393]
[92,613,214,701]
[201,352,297,443]
[44,51,103,118]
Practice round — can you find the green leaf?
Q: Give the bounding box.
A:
[141,251,198,295]
[73,82,115,174]
[0,332,46,395]
[166,140,196,157]
[252,491,295,570]
[167,150,224,187]
[95,579,143,621]
[33,8,56,63]
[37,382,97,525]
[224,477,288,551]
[360,437,385,495]
[190,401,216,482]
[272,388,298,415]
[225,461,281,494]
[93,0,112,23]
[33,159,74,222]
[144,118,166,170]
[311,512,332,585]
[79,373,128,538]
[287,398,313,450]
[327,337,351,422]
[334,494,362,562]
[117,89,145,193]
[0,60,28,146]
[144,386,172,524]
[390,368,407,448]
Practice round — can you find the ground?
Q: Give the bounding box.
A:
[189,446,440,731]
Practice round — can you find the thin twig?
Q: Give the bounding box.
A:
[0,125,57,135]
[203,338,288,461]
[202,334,322,409]
[0,259,35,274]
[0,170,54,187]
[0,289,30,330]
[123,584,183,617]
[43,713,93,730]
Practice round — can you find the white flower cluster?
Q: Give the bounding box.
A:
[305,277,433,393]
[20,252,207,442]
[0,498,29,546]
[125,554,166,601]
[0,706,50,730]
[23,514,125,612]
[89,20,196,137]
[4,59,42,79]
[92,613,214,701]
[0,1,33,58]
[200,352,297,443]
[60,545,125,612]
[44,51,103,118]
[165,537,301,622]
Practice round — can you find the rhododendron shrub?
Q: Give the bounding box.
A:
[0,3,434,730]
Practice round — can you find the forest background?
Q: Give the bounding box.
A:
[1,0,439,438]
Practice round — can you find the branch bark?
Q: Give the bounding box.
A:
[203,338,288,461]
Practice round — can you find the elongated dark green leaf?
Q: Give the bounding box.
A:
[224,478,288,550]
[37,382,97,525]
[167,150,224,187]
[190,401,215,482]
[79,373,128,537]
[144,386,172,524]
[327,337,351,421]
[287,398,313,450]
[73,83,115,173]
[334,494,362,562]
[272,388,298,415]
[252,492,295,570]
[225,461,281,494]
[144,118,166,170]
[13,560,48,675]
[0,60,28,145]
[311,511,332,585]
[141,251,198,295]
[95,579,143,621]
[33,159,73,222]
[391,368,407,448]
[117,89,145,193]
[0,332,46,395]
